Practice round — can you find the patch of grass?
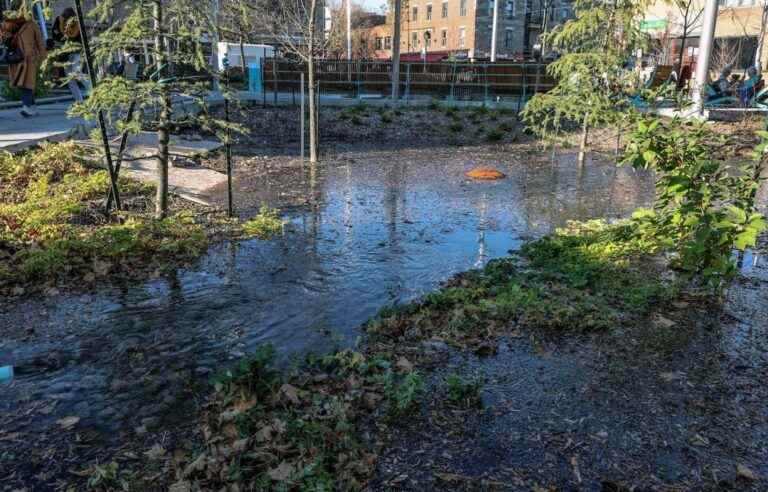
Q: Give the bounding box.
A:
[499,121,514,133]
[366,220,676,345]
[0,142,208,289]
[449,121,464,133]
[380,111,393,124]
[473,104,490,116]
[444,106,459,118]
[241,205,284,239]
[487,128,504,142]
[350,114,365,126]
[444,374,484,408]
[386,372,423,417]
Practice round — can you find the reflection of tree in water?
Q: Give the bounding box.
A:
[382,159,408,303]
[518,154,653,233]
[475,192,489,268]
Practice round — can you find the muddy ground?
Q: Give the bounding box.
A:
[1,107,767,490]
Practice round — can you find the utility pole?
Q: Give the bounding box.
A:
[490,0,499,62]
[692,0,718,115]
[347,0,353,59]
[391,0,402,99]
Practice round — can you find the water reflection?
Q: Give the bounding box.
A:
[0,149,654,439]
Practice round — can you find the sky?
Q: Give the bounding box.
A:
[359,0,388,13]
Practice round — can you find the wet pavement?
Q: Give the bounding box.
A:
[0,146,654,487]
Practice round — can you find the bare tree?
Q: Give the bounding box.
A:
[219,0,259,75]
[670,0,704,87]
[256,0,324,163]
[325,1,380,59]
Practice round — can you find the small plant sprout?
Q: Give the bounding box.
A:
[444,374,484,408]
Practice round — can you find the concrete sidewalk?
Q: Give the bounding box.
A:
[0,102,87,152]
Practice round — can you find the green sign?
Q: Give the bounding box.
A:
[640,19,668,31]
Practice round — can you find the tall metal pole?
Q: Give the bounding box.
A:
[211,0,221,93]
[73,0,121,212]
[346,0,353,59]
[301,72,305,162]
[391,0,402,99]
[692,0,719,115]
[490,0,499,62]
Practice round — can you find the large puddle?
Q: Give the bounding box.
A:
[0,148,654,446]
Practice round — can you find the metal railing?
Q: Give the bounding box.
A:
[247,59,554,103]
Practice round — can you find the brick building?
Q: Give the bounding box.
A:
[643,0,768,75]
[360,0,573,61]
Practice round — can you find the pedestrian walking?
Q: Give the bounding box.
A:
[52,8,89,103]
[0,6,46,117]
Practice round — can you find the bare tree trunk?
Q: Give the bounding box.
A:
[308,0,318,163]
[240,36,247,75]
[391,0,402,99]
[675,13,689,89]
[755,2,768,72]
[154,0,170,219]
[578,114,589,169]
[533,0,551,95]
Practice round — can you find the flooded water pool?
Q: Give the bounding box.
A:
[0,147,654,481]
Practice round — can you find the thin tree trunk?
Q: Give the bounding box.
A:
[391,0,401,99]
[675,31,688,89]
[755,2,768,72]
[674,3,691,88]
[533,0,551,95]
[308,0,318,163]
[240,37,247,76]
[154,0,170,219]
[578,114,589,168]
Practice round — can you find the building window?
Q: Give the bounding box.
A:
[412,32,419,47]
[458,27,466,48]
[441,29,448,47]
[412,6,418,21]
[505,0,515,17]
[427,4,433,20]
[460,0,467,16]
[505,29,514,49]
[442,1,449,18]
[375,37,383,50]
[425,30,433,48]
[384,36,392,49]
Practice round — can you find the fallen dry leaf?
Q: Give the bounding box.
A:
[395,357,414,373]
[267,461,295,481]
[737,464,759,481]
[56,416,80,430]
[279,384,301,405]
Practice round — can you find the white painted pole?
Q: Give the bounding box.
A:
[490,0,499,62]
[692,0,718,115]
[347,0,353,59]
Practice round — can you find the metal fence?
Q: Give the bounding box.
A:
[248,60,555,102]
